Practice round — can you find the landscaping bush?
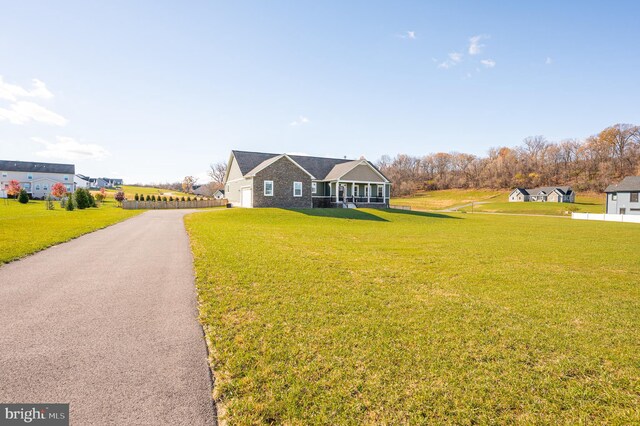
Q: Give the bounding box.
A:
[181,196,185,201]
[88,192,97,208]
[75,188,91,209]
[45,195,54,210]
[146,195,151,201]
[134,193,139,201]
[65,196,75,211]
[162,196,167,202]
[187,196,191,201]
[151,195,156,202]
[169,196,174,202]
[18,189,29,204]
[114,191,125,206]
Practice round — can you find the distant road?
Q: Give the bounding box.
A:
[0,210,216,425]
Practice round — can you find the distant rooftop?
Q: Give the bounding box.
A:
[0,160,75,175]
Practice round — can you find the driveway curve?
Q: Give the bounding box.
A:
[0,209,216,425]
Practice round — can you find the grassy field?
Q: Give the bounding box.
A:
[187,208,640,425]
[459,192,606,216]
[392,189,606,216]
[390,189,504,210]
[0,199,141,264]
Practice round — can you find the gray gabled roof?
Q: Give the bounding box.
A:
[512,187,529,195]
[605,176,640,192]
[0,160,75,174]
[231,150,390,182]
[526,186,572,196]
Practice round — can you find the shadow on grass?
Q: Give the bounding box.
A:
[385,208,462,219]
[287,208,389,222]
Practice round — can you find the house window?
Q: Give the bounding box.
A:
[64,175,69,181]
[364,185,369,197]
[1,171,6,177]
[312,182,317,194]
[43,184,48,191]
[293,181,302,197]
[27,173,33,180]
[631,192,639,203]
[612,193,617,201]
[35,184,40,190]
[353,185,359,197]
[65,184,71,191]
[264,180,273,196]
[377,185,383,197]
[24,183,31,190]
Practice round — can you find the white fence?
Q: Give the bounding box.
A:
[572,212,640,224]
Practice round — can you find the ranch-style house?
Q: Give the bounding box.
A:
[224,150,391,208]
[0,160,75,199]
[509,186,575,203]
[605,176,640,215]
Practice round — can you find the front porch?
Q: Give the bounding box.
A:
[312,181,390,208]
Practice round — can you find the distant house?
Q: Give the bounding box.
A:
[213,189,225,200]
[605,176,640,215]
[75,174,91,189]
[224,150,391,208]
[509,186,575,203]
[0,160,75,199]
[89,177,123,189]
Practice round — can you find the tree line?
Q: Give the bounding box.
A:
[376,123,640,196]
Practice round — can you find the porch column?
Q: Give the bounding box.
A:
[383,184,387,205]
[367,183,371,203]
[335,180,339,203]
[351,182,354,202]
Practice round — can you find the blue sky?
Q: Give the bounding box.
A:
[1,1,639,183]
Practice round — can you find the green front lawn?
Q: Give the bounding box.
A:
[186,208,639,424]
[0,199,141,264]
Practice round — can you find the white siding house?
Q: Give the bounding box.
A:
[0,160,75,199]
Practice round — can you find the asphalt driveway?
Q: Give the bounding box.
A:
[0,210,216,425]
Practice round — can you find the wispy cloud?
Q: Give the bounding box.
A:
[397,30,416,40]
[545,57,553,65]
[289,116,310,126]
[32,136,109,160]
[468,35,488,55]
[0,76,53,102]
[438,52,463,69]
[0,76,64,126]
[480,59,496,68]
[0,101,67,126]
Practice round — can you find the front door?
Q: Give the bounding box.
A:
[620,208,626,215]
[241,187,252,207]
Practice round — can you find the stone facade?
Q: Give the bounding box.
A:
[252,157,312,208]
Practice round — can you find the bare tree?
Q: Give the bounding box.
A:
[208,162,227,185]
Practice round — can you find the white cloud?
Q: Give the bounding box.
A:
[438,52,463,69]
[397,31,416,40]
[0,101,67,126]
[468,35,488,55]
[0,76,53,101]
[480,59,496,68]
[32,136,110,160]
[545,57,553,65]
[289,116,310,126]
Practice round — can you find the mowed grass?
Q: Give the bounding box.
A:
[391,189,505,210]
[186,208,640,425]
[461,193,606,216]
[0,199,141,264]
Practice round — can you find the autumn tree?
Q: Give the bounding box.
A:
[182,176,198,194]
[7,180,21,198]
[51,182,67,198]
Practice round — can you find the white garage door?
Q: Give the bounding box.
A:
[241,187,252,207]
